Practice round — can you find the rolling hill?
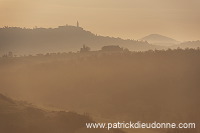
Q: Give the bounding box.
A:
[0,93,124,133]
[0,26,155,56]
[171,40,200,49]
[140,34,179,46]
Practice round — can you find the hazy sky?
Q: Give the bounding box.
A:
[0,0,200,41]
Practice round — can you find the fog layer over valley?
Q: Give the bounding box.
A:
[0,49,199,133]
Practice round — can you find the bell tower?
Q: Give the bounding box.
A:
[77,21,79,27]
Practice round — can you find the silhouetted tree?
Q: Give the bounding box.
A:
[80,45,90,53]
[8,52,13,57]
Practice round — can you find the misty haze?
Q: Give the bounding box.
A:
[0,0,200,133]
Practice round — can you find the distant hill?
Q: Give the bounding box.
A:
[173,40,200,49]
[0,93,124,133]
[0,26,155,55]
[140,34,179,46]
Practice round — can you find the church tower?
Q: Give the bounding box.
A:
[77,21,79,27]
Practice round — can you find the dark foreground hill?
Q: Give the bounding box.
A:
[0,93,124,133]
[0,26,154,55]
